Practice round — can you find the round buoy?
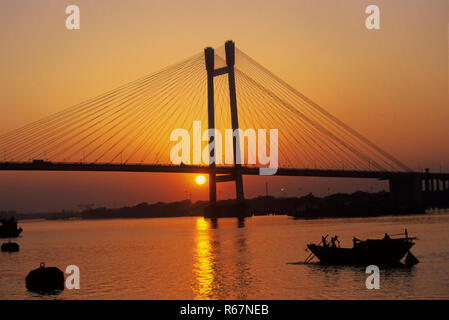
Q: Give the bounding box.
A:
[25,263,65,293]
[1,242,19,252]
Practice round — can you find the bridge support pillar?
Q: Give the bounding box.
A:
[441,179,449,207]
[203,41,248,219]
[424,178,430,192]
[205,47,217,205]
[424,168,430,192]
[389,174,424,213]
[225,41,245,202]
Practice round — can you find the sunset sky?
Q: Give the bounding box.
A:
[0,0,448,212]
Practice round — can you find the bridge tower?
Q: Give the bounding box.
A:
[204,41,246,218]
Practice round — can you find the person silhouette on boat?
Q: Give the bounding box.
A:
[352,237,360,248]
[383,233,391,240]
[331,235,340,248]
[321,235,329,247]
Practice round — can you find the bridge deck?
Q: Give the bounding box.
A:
[1,161,448,180]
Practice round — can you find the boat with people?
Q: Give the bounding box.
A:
[0,217,23,238]
[305,229,419,266]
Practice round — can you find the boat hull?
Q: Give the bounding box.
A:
[0,227,22,238]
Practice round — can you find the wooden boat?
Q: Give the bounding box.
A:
[306,230,418,266]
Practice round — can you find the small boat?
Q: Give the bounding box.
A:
[0,217,23,238]
[305,230,418,266]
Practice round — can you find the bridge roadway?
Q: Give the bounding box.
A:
[1,161,448,181]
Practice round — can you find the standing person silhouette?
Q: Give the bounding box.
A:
[321,235,328,247]
[331,236,340,248]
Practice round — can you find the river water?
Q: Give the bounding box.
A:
[1,211,449,299]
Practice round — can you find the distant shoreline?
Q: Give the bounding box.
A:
[2,190,448,222]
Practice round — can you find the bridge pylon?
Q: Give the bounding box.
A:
[203,41,248,218]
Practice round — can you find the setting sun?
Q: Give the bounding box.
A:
[195,175,206,185]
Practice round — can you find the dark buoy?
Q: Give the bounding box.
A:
[405,251,419,266]
[25,263,65,293]
[1,241,19,252]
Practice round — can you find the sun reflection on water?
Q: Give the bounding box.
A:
[191,217,253,299]
[192,217,217,299]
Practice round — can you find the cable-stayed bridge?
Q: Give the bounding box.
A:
[0,41,447,216]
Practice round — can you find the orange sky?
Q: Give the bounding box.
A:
[0,0,448,212]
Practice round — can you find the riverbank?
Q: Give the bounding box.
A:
[2,190,447,221]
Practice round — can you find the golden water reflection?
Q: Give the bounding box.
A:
[191,217,252,299]
[192,217,218,299]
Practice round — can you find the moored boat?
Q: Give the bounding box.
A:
[0,217,22,238]
[305,230,418,266]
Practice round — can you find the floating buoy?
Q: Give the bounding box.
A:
[25,263,65,293]
[1,242,19,252]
